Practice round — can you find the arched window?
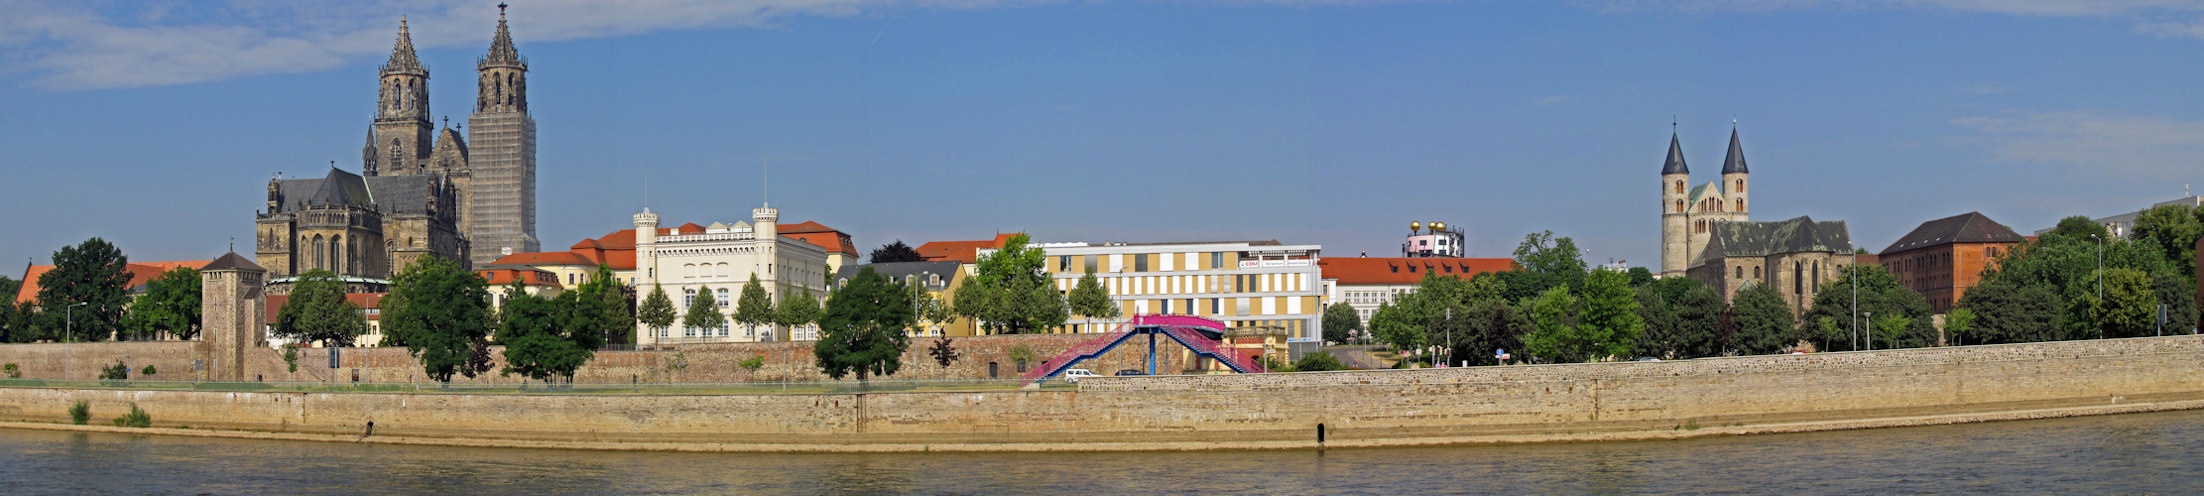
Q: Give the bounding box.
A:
[1735,179,1744,192]
[1794,263,1804,295]
[1675,200,1684,213]
[1813,261,1821,289]
[312,234,326,270]
[1674,181,1684,194]
[331,235,343,275]
[1734,266,1742,279]
[1735,199,1744,211]
[1754,266,1762,279]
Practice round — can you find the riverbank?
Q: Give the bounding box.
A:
[0,335,2197,452]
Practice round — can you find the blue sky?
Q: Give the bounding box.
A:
[5,0,2204,273]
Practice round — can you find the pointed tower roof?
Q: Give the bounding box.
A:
[1721,126,1749,174]
[480,4,527,70]
[203,252,266,273]
[381,17,427,77]
[1661,131,1689,175]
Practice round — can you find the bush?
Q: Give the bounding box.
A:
[113,403,150,428]
[68,400,89,425]
[2,363,18,379]
[139,365,156,376]
[99,360,129,381]
[1292,351,1348,372]
[739,355,766,374]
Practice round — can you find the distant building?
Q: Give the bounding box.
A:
[16,260,212,307]
[1687,216,1857,314]
[915,234,1018,263]
[2034,196,2203,239]
[1402,221,1466,258]
[980,240,1325,353]
[1319,257,1514,325]
[1661,126,1753,278]
[834,261,974,339]
[1879,212,2025,313]
[264,292,385,348]
[631,206,832,344]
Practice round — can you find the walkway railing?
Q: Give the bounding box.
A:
[0,377,1060,395]
[1156,324,1267,374]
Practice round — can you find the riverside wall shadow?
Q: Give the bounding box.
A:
[0,335,2198,451]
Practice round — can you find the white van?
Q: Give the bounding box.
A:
[1061,369,1102,383]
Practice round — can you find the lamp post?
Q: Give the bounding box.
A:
[2089,234,2104,301]
[1851,266,1858,351]
[1865,311,1874,351]
[64,301,87,381]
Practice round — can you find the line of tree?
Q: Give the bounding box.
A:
[1952,211,2199,345]
[950,234,1068,334]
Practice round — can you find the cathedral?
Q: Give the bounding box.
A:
[256,9,539,286]
[1658,125,1751,278]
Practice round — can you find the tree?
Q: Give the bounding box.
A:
[1799,264,1936,351]
[928,337,961,367]
[1872,314,1915,350]
[638,284,677,340]
[379,256,494,382]
[1067,268,1118,322]
[734,275,775,339]
[1512,230,1588,293]
[777,289,821,339]
[1659,278,1725,359]
[2153,270,2197,335]
[1943,307,1976,346]
[2092,268,2160,338]
[814,267,916,381]
[1631,285,1677,359]
[1292,351,1348,372]
[1626,267,1656,287]
[1322,302,1360,344]
[957,234,1065,334]
[2132,205,2203,277]
[0,277,19,343]
[1730,283,1795,355]
[126,267,201,341]
[37,238,133,342]
[870,240,925,264]
[272,270,366,347]
[1574,269,1646,358]
[908,278,955,333]
[1369,300,1422,351]
[2043,215,2109,242]
[1521,287,1586,362]
[580,266,635,346]
[1458,299,1529,366]
[683,284,726,336]
[1956,278,2063,345]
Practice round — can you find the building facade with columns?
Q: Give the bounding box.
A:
[630,206,831,345]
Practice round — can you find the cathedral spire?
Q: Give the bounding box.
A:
[1661,127,1689,175]
[1721,125,1749,174]
[381,17,427,77]
[480,4,526,71]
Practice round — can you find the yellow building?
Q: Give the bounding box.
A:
[834,261,977,338]
[981,240,1325,347]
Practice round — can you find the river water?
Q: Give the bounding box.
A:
[4,409,2202,494]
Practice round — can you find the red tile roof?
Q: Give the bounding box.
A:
[479,268,564,288]
[488,251,598,267]
[265,293,386,322]
[1319,257,1515,286]
[558,220,854,270]
[16,260,213,305]
[916,234,1019,264]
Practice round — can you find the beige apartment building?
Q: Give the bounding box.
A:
[983,240,1325,348]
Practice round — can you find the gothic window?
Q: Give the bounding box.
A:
[1813,261,1821,289]
[332,235,344,275]
[1794,263,1804,295]
[312,234,326,271]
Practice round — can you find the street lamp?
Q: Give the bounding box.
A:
[64,301,87,381]
[2089,234,2104,301]
[1865,311,1874,351]
[1850,265,1858,351]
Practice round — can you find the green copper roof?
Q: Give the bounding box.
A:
[1706,216,1852,258]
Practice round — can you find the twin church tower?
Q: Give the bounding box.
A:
[1658,125,1752,278]
[256,7,536,282]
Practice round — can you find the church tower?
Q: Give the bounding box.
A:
[369,18,433,177]
[466,3,541,265]
[1721,125,1751,222]
[1659,129,1691,278]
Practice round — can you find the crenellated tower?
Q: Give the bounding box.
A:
[370,18,433,177]
[465,3,541,265]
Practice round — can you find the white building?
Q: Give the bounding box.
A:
[983,240,1325,353]
[1319,257,1514,326]
[632,204,830,345]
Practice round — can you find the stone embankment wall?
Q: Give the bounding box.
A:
[0,333,1182,383]
[0,336,2199,452]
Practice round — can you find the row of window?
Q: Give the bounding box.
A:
[1064,272,1313,297]
[1055,252,1235,274]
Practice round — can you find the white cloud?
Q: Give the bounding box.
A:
[1584,0,2204,40]
[1951,110,2204,179]
[1958,83,2014,95]
[0,0,1063,90]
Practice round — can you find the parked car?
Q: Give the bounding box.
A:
[1115,369,1148,376]
[1061,369,1102,383]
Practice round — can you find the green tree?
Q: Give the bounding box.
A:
[1521,286,1586,362]
[777,289,821,339]
[0,277,20,343]
[2153,270,2197,335]
[1322,302,1360,344]
[126,267,201,341]
[580,266,635,346]
[2092,268,2160,338]
[1965,278,2062,343]
[928,337,961,367]
[734,275,775,339]
[1872,314,1915,350]
[1574,269,1646,359]
[1291,350,1348,372]
[1512,231,1588,286]
[273,270,366,347]
[814,267,916,381]
[1800,264,1937,351]
[637,284,677,340]
[1458,298,1530,366]
[1730,283,1796,355]
[2042,215,2109,242]
[683,285,726,336]
[958,234,1067,333]
[1663,279,1725,358]
[1369,300,1422,351]
[2132,205,2203,277]
[380,256,494,382]
[1625,267,1655,287]
[1067,268,1118,322]
[37,238,133,342]
[1942,307,1976,346]
[869,240,925,264]
[1631,285,1678,359]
